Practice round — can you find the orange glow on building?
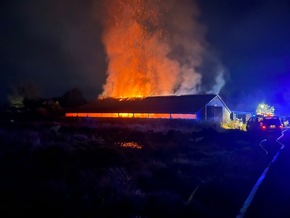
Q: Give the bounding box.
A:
[133,113,149,118]
[118,113,134,118]
[65,112,196,120]
[171,114,196,119]
[148,113,171,119]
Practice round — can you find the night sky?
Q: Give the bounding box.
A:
[1,0,290,114]
[199,0,290,113]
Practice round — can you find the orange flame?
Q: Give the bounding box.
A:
[100,0,180,98]
[99,0,208,98]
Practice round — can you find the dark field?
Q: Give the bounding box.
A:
[0,118,280,217]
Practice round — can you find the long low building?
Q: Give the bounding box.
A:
[65,94,231,124]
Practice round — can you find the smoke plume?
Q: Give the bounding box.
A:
[99,0,225,98]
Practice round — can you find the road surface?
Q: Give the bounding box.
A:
[239,129,290,218]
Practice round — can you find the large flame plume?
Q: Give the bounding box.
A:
[99,0,225,98]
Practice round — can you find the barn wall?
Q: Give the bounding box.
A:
[222,107,231,123]
[208,96,231,123]
[65,95,232,124]
[206,96,225,107]
[196,96,231,124]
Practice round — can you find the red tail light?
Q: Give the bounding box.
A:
[261,125,267,130]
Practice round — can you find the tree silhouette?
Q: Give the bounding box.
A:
[8,81,42,108]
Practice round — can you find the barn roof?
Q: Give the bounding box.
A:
[67,94,229,114]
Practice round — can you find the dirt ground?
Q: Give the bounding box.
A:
[0,118,280,217]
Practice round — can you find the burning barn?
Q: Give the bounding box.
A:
[63,1,229,126]
[66,94,231,124]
